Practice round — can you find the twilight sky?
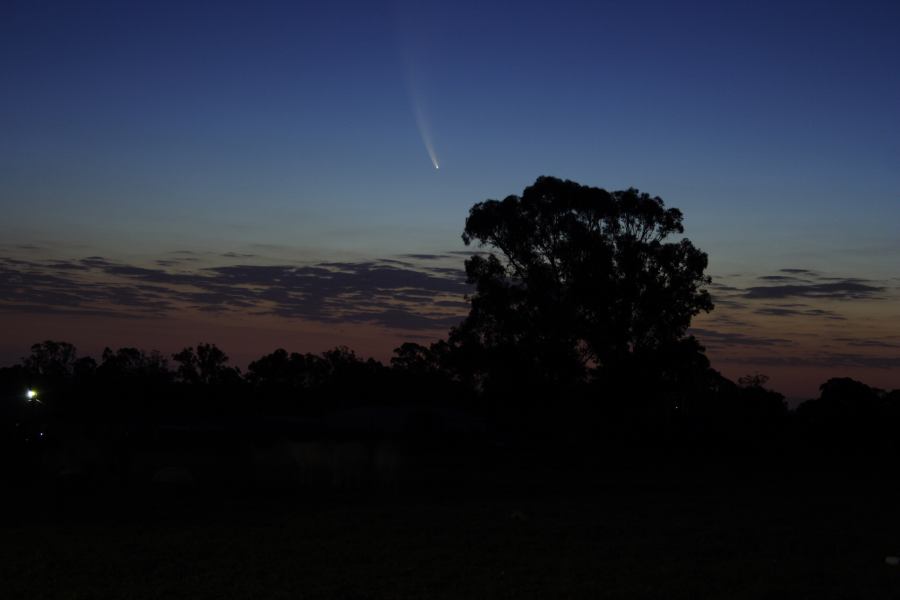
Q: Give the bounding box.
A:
[2,0,899,399]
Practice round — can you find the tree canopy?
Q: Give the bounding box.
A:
[450,176,713,391]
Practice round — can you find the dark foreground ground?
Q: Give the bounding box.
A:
[3,455,900,600]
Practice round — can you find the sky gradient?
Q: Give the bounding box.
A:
[2,0,899,399]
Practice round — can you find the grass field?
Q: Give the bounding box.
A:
[3,461,900,599]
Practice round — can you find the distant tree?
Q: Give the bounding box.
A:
[796,377,887,454]
[390,342,466,406]
[321,346,362,374]
[798,377,882,421]
[23,340,78,379]
[391,342,439,374]
[451,176,713,396]
[247,348,294,388]
[318,346,383,383]
[738,372,770,389]
[72,356,98,380]
[818,377,882,408]
[172,343,240,385]
[246,348,329,391]
[99,347,170,381]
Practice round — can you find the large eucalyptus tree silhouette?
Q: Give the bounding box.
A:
[451,176,713,393]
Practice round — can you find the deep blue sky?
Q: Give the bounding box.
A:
[2,0,899,396]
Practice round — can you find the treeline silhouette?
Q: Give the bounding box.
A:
[2,177,898,490]
[2,338,899,489]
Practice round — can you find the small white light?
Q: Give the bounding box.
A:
[26,389,37,400]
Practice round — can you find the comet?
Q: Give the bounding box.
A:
[410,85,440,170]
[392,2,442,170]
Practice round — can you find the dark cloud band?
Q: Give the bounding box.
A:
[0,256,471,332]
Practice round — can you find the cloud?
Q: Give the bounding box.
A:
[0,303,149,319]
[733,353,900,370]
[103,264,198,283]
[742,280,885,300]
[396,253,449,261]
[0,254,472,332]
[755,306,845,320]
[0,261,177,318]
[433,300,470,309]
[708,297,748,309]
[779,268,815,274]
[833,338,900,349]
[689,327,790,348]
[4,255,898,364]
[46,261,88,271]
[81,256,116,268]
